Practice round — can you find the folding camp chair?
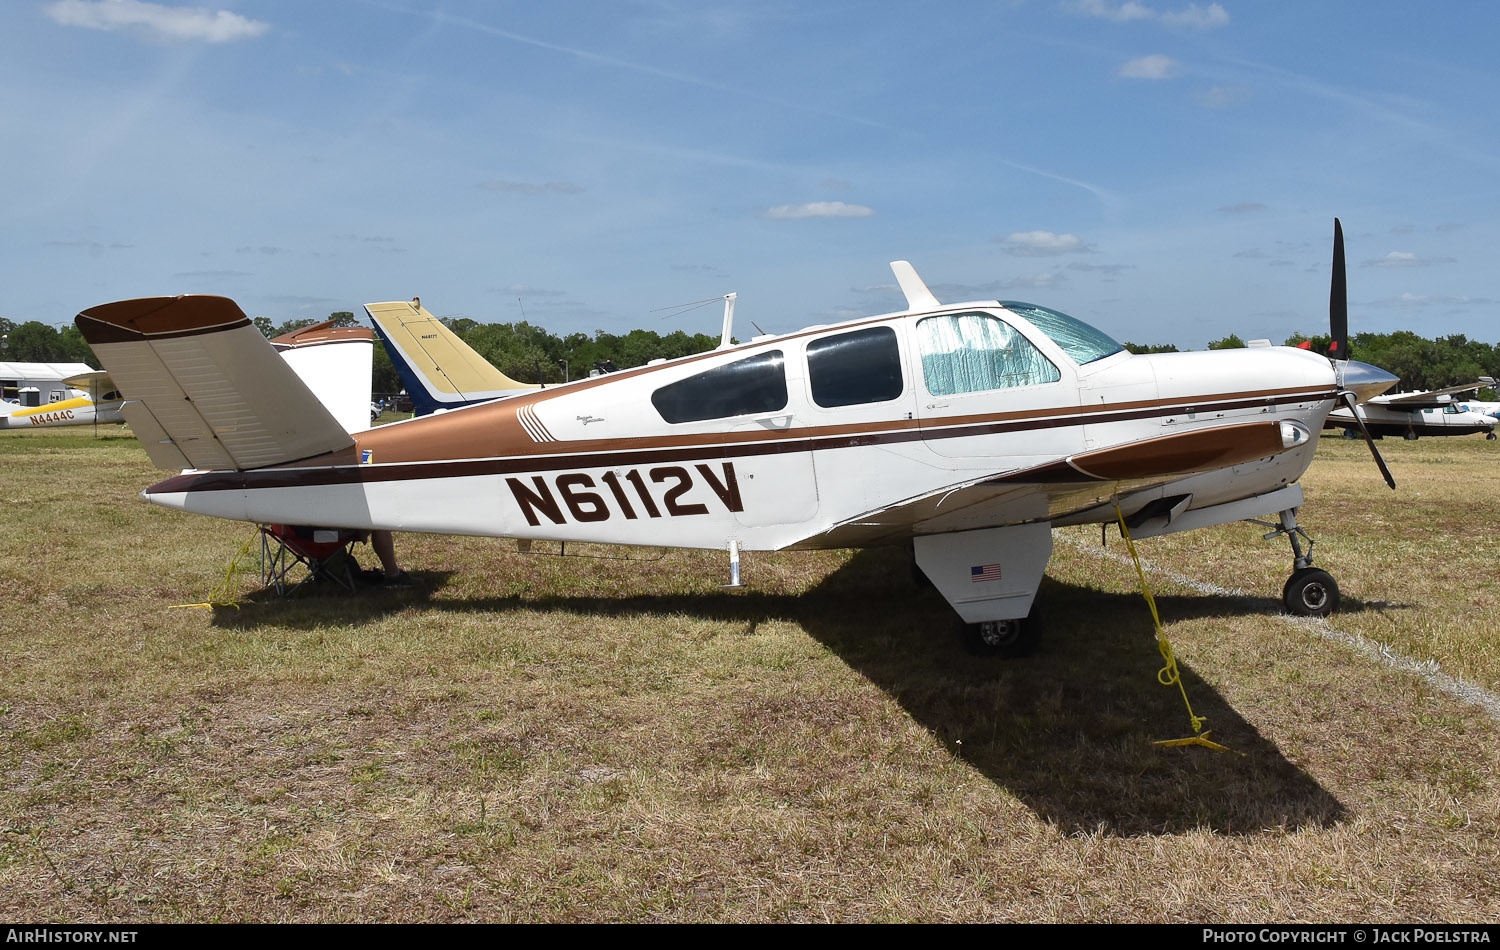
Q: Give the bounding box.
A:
[259,523,368,596]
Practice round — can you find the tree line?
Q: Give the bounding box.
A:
[0,318,97,367]
[5,312,1495,400]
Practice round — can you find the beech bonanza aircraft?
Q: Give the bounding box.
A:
[76,220,1399,654]
[1324,377,1498,441]
[0,371,124,429]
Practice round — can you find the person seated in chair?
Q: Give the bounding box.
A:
[370,530,416,587]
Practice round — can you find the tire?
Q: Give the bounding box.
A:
[963,616,1041,658]
[1283,568,1340,617]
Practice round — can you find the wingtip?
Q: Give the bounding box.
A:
[76,295,250,344]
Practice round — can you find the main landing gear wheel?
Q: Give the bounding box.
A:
[963,616,1041,658]
[1251,506,1342,618]
[1283,567,1340,618]
[1487,432,1497,441]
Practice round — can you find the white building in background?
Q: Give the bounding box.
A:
[0,361,96,407]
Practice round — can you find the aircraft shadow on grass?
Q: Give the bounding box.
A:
[212,545,1350,836]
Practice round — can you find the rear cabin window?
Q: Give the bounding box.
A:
[807,326,903,408]
[916,313,1060,396]
[652,350,788,424]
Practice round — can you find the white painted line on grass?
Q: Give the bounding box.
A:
[1056,533,1500,721]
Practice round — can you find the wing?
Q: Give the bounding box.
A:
[1369,380,1492,409]
[365,299,537,415]
[75,295,355,471]
[803,419,1295,548]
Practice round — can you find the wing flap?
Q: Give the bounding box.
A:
[77,296,355,471]
[120,401,197,471]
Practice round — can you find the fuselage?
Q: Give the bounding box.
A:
[141,300,1341,551]
[0,394,125,429]
[1326,402,1496,439]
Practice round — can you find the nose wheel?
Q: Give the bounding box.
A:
[1282,567,1339,617]
[963,616,1041,657]
[1249,506,1342,617]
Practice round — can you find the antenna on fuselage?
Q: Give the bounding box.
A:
[718,293,737,349]
[650,292,738,348]
[891,261,941,311]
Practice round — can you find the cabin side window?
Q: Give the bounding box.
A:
[651,350,788,424]
[916,313,1060,396]
[807,326,904,408]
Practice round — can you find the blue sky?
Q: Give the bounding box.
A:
[3,1,1498,348]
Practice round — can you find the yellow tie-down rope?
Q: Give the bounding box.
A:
[168,527,260,610]
[1112,502,1234,753]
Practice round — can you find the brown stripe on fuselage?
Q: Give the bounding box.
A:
[323,379,1334,469]
[148,386,1335,496]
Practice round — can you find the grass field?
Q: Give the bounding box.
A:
[1,426,1497,922]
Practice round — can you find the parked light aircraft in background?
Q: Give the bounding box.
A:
[1,323,374,436]
[1325,377,1497,441]
[367,297,537,416]
[0,370,124,429]
[1454,395,1500,428]
[76,221,1400,654]
[267,319,375,436]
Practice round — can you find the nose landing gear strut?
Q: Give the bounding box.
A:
[1248,507,1340,617]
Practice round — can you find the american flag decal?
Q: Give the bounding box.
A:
[971,563,1002,583]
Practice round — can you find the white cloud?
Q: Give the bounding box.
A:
[1068,1,1229,30]
[1067,261,1134,275]
[43,0,270,43]
[495,284,565,297]
[1160,3,1231,29]
[476,180,585,195]
[1196,85,1251,108]
[1120,54,1179,79]
[997,231,1094,256]
[1363,251,1457,268]
[1068,0,1156,23]
[1367,292,1493,309]
[761,201,874,220]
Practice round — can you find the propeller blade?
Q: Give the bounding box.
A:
[1329,218,1348,359]
[1338,390,1396,489]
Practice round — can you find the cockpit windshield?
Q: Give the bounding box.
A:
[999,302,1124,366]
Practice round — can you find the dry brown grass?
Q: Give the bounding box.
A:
[1,426,1498,922]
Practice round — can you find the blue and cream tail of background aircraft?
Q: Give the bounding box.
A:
[75,221,1402,655]
[1324,376,1498,440]
[365,297,537,417]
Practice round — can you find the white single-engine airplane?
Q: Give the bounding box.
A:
[0,371,125,429]
[76,221,1399,654]
[1324,376,1497,441]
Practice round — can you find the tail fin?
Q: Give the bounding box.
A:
[270,320,374,435]
[365,298,537,415]
[76,296,354,471]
